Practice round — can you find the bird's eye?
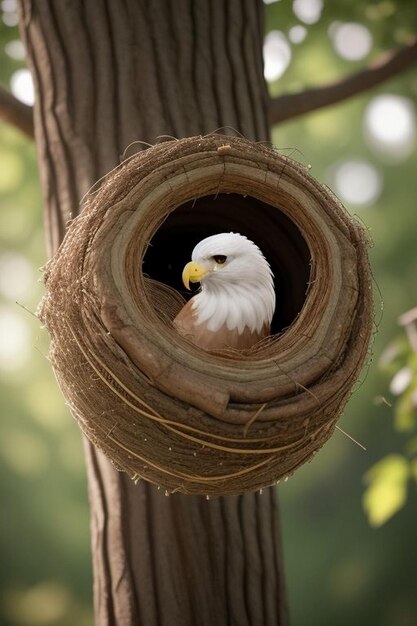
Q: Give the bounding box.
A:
[213,255,227,265]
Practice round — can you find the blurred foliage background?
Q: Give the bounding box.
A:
[1,1,416,625]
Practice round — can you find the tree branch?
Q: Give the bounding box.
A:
[0,86,34,138]
[269,38,417,125]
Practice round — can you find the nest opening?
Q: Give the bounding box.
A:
[144,192,311,334]
[40,135,373,496]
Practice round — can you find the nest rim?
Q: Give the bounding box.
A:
[98,142,368,408]
[41,134,373,496]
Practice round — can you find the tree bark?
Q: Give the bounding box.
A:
[20,1,288,624]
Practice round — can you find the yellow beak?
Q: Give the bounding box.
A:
[182,261,209,290]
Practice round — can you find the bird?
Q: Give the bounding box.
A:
[173,232,275,350]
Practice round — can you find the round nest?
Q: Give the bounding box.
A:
[40,135,373,496]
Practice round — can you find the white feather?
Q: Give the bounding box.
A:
[191,233,275,334]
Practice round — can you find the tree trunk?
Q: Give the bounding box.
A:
[20,1,288,624]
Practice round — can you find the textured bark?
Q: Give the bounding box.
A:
[5,34,417,141]
[20,1,287,624]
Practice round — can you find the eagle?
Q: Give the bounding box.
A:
[173,233,275,350]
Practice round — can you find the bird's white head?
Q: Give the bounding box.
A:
[182,232,275,334]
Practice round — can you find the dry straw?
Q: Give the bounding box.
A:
[39,135,373,496]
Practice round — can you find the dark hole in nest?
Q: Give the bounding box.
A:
[143,193,311,334]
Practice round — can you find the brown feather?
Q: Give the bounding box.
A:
[173,298,270,350]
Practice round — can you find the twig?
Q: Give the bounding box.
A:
[269,38,417,125]
[0,85,34,138]
[335,425,366,451]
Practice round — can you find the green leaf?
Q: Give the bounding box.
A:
[410,458,417,484]
[363,454,409,527]
[379,337,410,374]
[408,352,417,372]
[394,390,417,432]
[405,436,417,456]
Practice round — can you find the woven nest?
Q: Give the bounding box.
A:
[40,134,372,496]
